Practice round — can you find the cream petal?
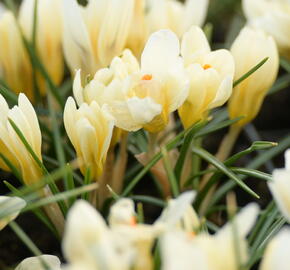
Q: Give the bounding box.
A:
[73,69,84,106]
[285,149,290,170]
[62,0,95,75]
[181,25,210,65]
[141,29,180,74]
[260,228,290,270]
[208,75,233,109]
[15,255,61,270]
[182,0,209,31]
[0,93,9,123]
[0,196,26,230]
[269,169,290,222]
[63,200,107,263]
[242,0,269,20]
[97,0,134,67]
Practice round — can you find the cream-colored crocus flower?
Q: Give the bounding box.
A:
[243,0,290,58]
[0,196,26,230]
[19,0,64,90]
[15,255,61,270]
[0,93,42,185]
[260,228,290,270]
[228,27,279,128]
[0,11,33,99]
[63,97,114,179]
[146,0,209,38]
[161,203,259,270]
[62,0,134,76]
[74,30,189,133]
[178,26,235,128]
[268,149,290,222]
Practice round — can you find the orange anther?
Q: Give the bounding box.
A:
[130,216,137,226]
[188,232,196,239]
[203,64,212,70]
[142,74,152,80]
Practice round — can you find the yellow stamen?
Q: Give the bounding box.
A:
[142,74,152,80]
[203,64,212,70]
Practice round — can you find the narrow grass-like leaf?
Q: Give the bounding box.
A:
[230,167,272,181]
[192,147,259,198]
[268,73,290,95]
[162,147,179,197]
[9,221,50,270]
[174,121,206,182]
[81,167,91,200]
[0,153,22,181]
[0,80,18,104]
[233,57,268,88]
[130,195,165,207]
[280,56,290,73]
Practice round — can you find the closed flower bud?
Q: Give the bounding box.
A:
[243,0,290,58]
[228,27,279,127]
[268,149,290,222]
[0,93,43,185]
[63,97,114,179]
[15,255,61,270]
[178,26,235,128]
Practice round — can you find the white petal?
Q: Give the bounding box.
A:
[0,196,26,230]
[63,200,107,263]
[285,149,290,170]
[141,29,180,74]
[15,255,61,270]
[73,69,84,106]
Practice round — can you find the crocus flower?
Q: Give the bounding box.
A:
[228,27,279,127]
[15,255,61,270]
[178,26,235,128]
[243,0,290,58]
[63,97,114,179]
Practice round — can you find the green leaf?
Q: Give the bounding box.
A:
[130,195,165,207]
[268,73,290,95]
[192,147,260,199]
[0,79,18,104]
[233,57,268,88]
[162,147,179,197]
[230,167,272,181]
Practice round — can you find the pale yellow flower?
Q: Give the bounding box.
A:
[15,255,61,270]
[19,0,64,90]
[161,203,259,270]
[0,11,33,99]
[73,30,189,133]
[260,228,290,270]
[243,0,290,58]
[178,26,235,128]
[228,27,279,127]
[0,196,26,230]
[0,93,42,185]
[146,0,209,37]
[62,0,134,76]
[268,149,290,222]
[63,97,114,179]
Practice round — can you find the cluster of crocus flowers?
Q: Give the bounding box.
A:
[18,191,261,270]
[242,0,290,58]
[62,0,209,77]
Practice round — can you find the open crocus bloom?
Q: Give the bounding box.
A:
[15,255,61,270]
[243,0,290,58]
[178,26,235,128]
[63,97,114,179]
[161,203,259,270]
[0,196,26,230]
[73,29,189,133]
[0,93,43,185]
[268,149,290,222]
[259,227,290,270]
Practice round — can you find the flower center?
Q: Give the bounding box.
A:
[203,64,212,70]
[142,74,153,80]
